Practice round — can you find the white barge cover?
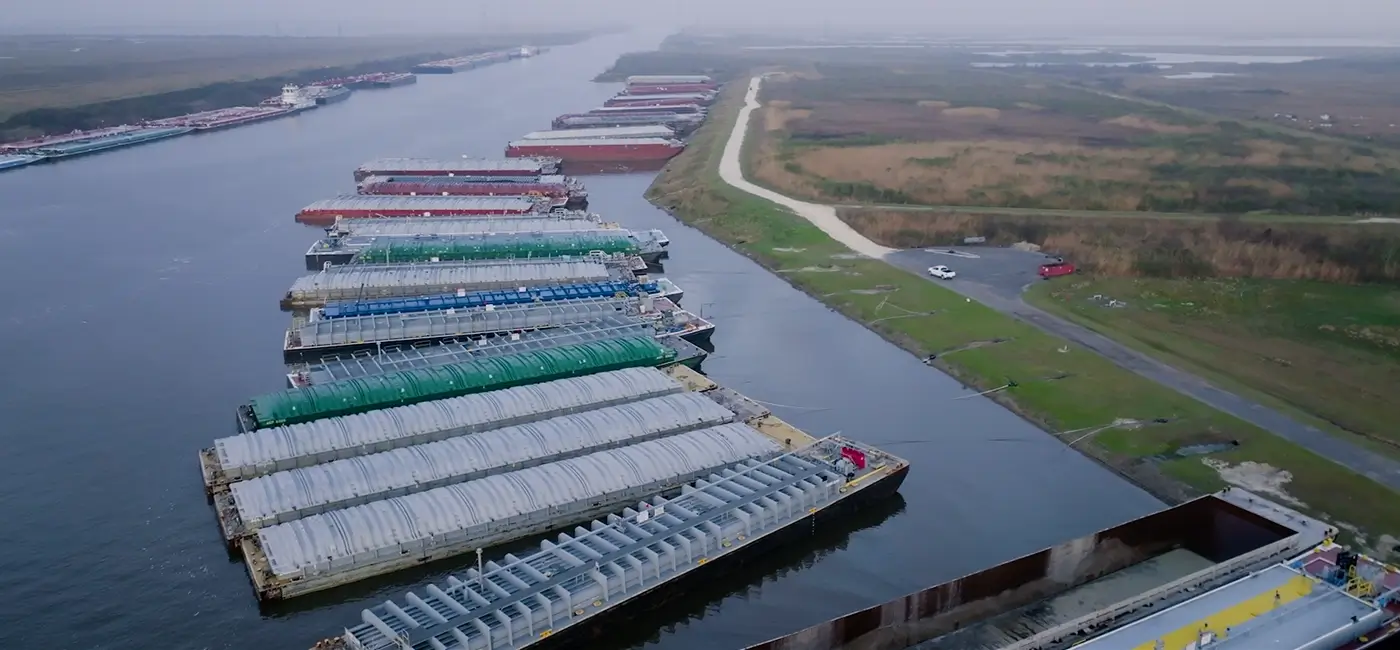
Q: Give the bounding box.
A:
[230,393,736,530]
[212,367,683,482]
[285,260,611,302]
[357,158,554,174]
[256,424,781,580]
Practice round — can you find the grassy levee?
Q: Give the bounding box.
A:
[646,77,1400,559]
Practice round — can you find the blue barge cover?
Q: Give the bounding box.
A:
[318,280,660,319]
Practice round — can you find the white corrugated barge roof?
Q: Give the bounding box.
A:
[285,259,611,302]
[507,137,680,147]
[212,367,683,481]
[357,158,552,173]
[626,75,712,84]
[230,393,736,530]
[330,216,608,237]
[256,424,781,580]
[612,93,713,102]
[520,125,674,141]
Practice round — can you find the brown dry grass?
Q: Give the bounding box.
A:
[840,208,1400,282]
[942,106,1002,119]
[1103,115,1205,134]
[763,100,811,132]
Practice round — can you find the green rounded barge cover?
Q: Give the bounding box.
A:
[354,233,639,263]
[247,336,676,428]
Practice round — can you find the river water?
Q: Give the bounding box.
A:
[0,30,1161,650]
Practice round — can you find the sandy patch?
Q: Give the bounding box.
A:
[1015,102,1045,111]
[771,247,806,253]
[1202,458,1307,507]
[917,100,951,108]
[942,106,1001,119]
[1103,115,1201,134]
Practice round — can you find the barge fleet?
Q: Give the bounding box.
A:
[305,230,663,268]
[284,322,708,389]
[625,74,715,86]
[506,137,686,163]
[354,157,561,182]
[623,82,721,95]
[745,488,1400,650]
[591,103,706,116]
[605,93,717,108]
[0,125,193,159]
[279,254,653,309]
[295,195,558,225]
[411,49,529,74]
[357,177,588,209]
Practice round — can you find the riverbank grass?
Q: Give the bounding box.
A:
[648,77,1400,559]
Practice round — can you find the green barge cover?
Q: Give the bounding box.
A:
[246,336,676,429]
[351,232,640,264]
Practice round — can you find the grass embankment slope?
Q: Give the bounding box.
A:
[647,78,1400,559]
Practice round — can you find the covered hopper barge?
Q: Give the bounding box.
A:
[357,177,587,209]
[505,138,685,163]
[605,93,716,108]
[307,277,685,320]
[625,74,715,86]
[551,113,704,135]
[283,322,708,388]
[320,432,907,648]
[590,103,706,116]
[296,195,559,225]
[279,254,652,309]
[354,158,561,182]
[519,125,675,142]
[305,231,661,268]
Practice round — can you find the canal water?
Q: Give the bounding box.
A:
[0,30,1162,650]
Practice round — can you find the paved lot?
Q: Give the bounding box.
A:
[888,246,1400,492]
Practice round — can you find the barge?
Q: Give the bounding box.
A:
[505,138,685,163]
[295,195,556,225]
[551,113,704,135]
[623,83,721,95]
[590,103,706,116]
[237,336,679,431]
[12,125,193,159]
[605,93,716,108]
[242,425,784,601]
[284,322,707,388]
[357,177,587,210]
[625,74,715,86]
[205,366,690,488]
[412,50,516,74]
[321,432,907,648]
[323,214,608,239]
[306,85,352,105]
[354,157,562,182]
[216,391,740,541]
[1,125,140,153]
[283,294,712,361]
[148,105,302,131]
[348,72,417,89]
[741,488,1391,650]
[280,254,651,309]
[306,231,660,269]
[307,277,685,319]
[519,125,675,142]
[0,154,41,172]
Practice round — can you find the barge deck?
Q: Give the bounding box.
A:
[307,231,661,269]
[311,278,684,319]
[325,435,907,649]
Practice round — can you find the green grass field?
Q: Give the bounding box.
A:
[648,77,1400,560]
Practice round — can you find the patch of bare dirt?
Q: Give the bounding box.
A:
[1103,115,1206,134]
[1202,459,1307,507]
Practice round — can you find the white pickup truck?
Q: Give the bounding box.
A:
[927,265,957,280]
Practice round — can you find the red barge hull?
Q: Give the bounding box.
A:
[358,181,585,209]
[505,142,684,163]
[295,206,539,226]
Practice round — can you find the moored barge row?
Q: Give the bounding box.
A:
[551,112,705,134]
[322,214,609,240]
[216,392,739,540]
[604,93,717,108]
[238,337,680,431]
[354,157,562,182]
[622,82,721,95]
[307,277,686,321]
[243,424,786,601]
[280,254,651,309]
[296,195,560,225]
[412,50,518,74]
[149,105,303,131]
[625,74,715,86]
[284,322,706,389]
[327,435,907,648]
[505,137,686,163]
[590,103,706,116]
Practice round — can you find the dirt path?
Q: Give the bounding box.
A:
[718,76,895,260]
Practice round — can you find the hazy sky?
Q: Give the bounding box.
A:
[3,0,1396,38]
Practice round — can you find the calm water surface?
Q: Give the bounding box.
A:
[0,31,1161,650]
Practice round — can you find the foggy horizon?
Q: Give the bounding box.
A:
[3,0,1397,40]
